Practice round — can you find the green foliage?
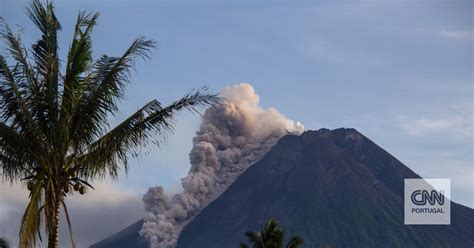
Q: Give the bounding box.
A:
[0,0,220,247]
[240,219,303,248]
[0,237,8,248]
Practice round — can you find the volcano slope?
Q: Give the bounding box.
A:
[175,128,474,248]
[91,128,474,248]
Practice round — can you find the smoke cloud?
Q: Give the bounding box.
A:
[140,83,304,247]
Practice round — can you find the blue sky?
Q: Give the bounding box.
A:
[0,0,472,245]
[2,0,472,207]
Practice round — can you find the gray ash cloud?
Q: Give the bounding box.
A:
[140,83,304,248]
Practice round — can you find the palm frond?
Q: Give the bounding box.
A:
[60,11,98,125]
[26,0,61,127]
[19,180,43,248]
[241,219,302,248]
[61,200,76,248]
[74,90,220,180]
[0,27,34,129]
[0,55,27,129]
[0,123,39,182]
[69,37,156,151]
[1,1,222,247]
[0,19,50,153]
[239,242,249,248]
[0,56,47,162]
[26,0,62,35]
[263,219,284,246]
[285,236,303,248]
[0,237,9,248]
[0,19,33,74]
[245,231,262,244]
[0,18,49,140]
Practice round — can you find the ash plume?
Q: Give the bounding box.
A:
[140,83,304,248]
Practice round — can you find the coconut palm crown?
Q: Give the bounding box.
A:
[0,1,219,248]
[240,219,303,248]
[0,237,9,248]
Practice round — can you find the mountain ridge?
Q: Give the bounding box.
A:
[176,128,473,248]
[91,128,474,248]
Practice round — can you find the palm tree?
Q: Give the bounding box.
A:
[0,237,8,248]
[0,1,219,248]
[240,219,303,248]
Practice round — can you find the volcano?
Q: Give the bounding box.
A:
[91,128,474,248]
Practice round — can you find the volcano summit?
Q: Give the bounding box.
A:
[92,128,474,248]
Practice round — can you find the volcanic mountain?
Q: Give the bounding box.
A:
[91,128,474,248]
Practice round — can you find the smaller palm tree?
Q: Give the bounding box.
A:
[240,219,303,248]
[0,237,9,248]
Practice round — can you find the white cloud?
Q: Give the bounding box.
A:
[0,181,145,248]
[440,29,473,41]
[399,117,467,135]
[397,103,473,137]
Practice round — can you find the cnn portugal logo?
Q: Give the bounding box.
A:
[404,179,450,225]
[411,189,444,206]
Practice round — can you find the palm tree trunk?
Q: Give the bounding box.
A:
[48,195,62,248]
